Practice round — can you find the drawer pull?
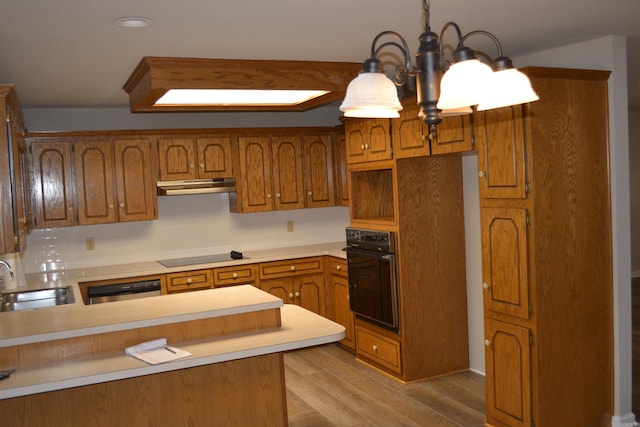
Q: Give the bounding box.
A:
[372,345,378,353]
[232,273,238,279]
[290,266,296,271]
[336,265,341,271]
[187,278,193,284]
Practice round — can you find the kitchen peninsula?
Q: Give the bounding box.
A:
[0,277,344,425]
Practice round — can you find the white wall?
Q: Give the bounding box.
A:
[516,35,633,425]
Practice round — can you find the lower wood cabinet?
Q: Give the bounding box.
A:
[355,324,401,374]
[212,264,257,287]
[484,318,531,427]
[327,257,354,350]
[165,269,213,294]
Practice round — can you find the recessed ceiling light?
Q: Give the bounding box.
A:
[155,89,331,107]
[114,17,153,28]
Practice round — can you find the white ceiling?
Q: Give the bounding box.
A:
[1,0,639,111]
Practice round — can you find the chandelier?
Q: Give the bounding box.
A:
[339,0,539,133]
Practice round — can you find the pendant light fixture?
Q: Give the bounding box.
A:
[339,0,539,132]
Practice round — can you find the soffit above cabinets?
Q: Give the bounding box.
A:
[122,56,362,113]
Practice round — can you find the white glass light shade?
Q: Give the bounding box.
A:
[339,72,402,118]
[476,68,539,111]
[436,59,493,110]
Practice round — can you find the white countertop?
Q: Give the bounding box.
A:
[0,303,345,399]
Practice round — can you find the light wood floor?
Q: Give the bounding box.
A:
[284,344,486,427]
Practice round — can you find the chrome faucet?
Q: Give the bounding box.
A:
[0,260,15,282]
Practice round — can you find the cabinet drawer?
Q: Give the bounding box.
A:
[355,326,401,373]
[213,264,257,287]
[166,269,212,293]
[328,257,347,278]
[259,257,324,279]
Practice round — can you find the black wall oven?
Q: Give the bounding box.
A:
[345,228,399,332]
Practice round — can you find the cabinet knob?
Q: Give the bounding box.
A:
[119,202,125,208]
[364,143,370,150]
[372,345,378,353]
[187,278,193,284]
[108,204,114,209]
[290,266,296,271]
[267,194,272,199]
[336,265,341,271]
[360,144,365,150]
[289,293,294,298]
[199,163,205,169]
[276,193,281,198]
[482,282,490,290]
[295,291,300,297]
[478,170,485,178]
[484,339,491,347]
[232,273,238,279]
[307,191,312,196]
[190,163,195,169]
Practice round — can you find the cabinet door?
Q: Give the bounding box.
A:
[31,141,76,228]
[334,129,349,206]
[157,137,197,181]
[430,114,473,155]
[365,119,393,162]
[485,318,531,427]
[481,207,530,320]
[271,136,305,210]
[237,136,273,212]
[74,140,117,225]
[303,134,335,208]
[197,137,233,178]
[345,120,368,164]
[329,263,354,349]
[294,273,325,316]
[7,113,30,252]
[260,278,293,303]
[392,102,430,158]
[475,106,527,199]
[113,138,157,222]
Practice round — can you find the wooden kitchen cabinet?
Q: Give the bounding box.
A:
[271,135,305,210]
[259,257,325,315]
[344,118,392,164]
[477,67,613,427]
[333,125,349,206]
[157,135,233,180]
[165,269,213,294]
[31,140,76,228]
[327,257,354,349]
[0,86,31,254]
[392,98,473,158]
[303,133,335,208]
[113,138,157,222]
[212,264,257,287]
[233,135,273,212]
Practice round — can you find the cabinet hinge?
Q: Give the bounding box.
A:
[526,214,531,225]
[529,335,534,346]
[529,304,534,315]
[5,110,10,123]
[525,182,530,194]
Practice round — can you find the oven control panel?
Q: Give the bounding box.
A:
[346,228,395,253]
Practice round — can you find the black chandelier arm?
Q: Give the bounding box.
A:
[368,30,413,85]
[439,21,465,50]
[462,30,514,71]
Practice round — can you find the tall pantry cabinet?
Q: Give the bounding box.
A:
[476,67,612,426]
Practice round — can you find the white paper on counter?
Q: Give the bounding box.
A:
[125,338,191,365]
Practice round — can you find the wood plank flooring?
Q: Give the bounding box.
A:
[284,344,486,426]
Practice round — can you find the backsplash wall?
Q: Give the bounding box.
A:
[21,193,350,273]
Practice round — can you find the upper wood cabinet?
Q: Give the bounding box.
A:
[31,136,157,228]
[0,86,31,254]
[157,136,232,180]
[271,135,305,210]
[333,126,349,206]
[474,105,527,199]
[344,118,392,164]
[113,138,157,222]
[303,134,335,208]
[232,129,338,213]
[31,141,76,228]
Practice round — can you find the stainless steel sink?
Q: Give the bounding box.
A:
[0,287,75,312]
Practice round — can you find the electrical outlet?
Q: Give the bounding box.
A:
[86,237,95,251]
[286,220,294,232]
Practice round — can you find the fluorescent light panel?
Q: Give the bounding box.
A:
[155,89,330,106]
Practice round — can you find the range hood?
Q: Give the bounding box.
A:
[157,178,236,196]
